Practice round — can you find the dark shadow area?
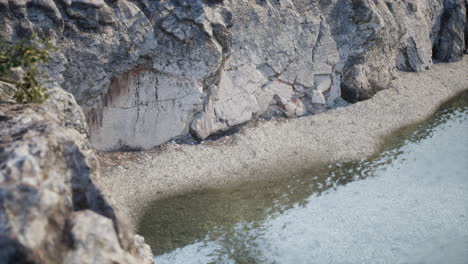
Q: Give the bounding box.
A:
[0,236,36,264]
[66,143,128,247]
[432,0,467,62]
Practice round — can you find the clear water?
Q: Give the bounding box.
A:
[138,91,468,264]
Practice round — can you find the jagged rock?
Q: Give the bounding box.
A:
[134,234,153,263]
[0,0,466,150]
[64,210,144,264]
[0,102,153,264]
[0,67,24,103]
[433,0,467,61]
[0,81,16,103]
[42,86,88,137]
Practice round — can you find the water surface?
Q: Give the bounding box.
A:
[138,91,468,264]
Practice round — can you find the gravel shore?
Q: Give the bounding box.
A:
[98,57,468,226]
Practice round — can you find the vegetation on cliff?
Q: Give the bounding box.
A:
[0,34,55,104]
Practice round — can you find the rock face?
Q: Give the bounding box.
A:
[0,89,153,263]
[1,0,466,151]
[433,0,467,61]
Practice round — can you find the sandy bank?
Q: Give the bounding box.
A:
[98,57,468,226]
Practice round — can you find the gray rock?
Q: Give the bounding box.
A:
[0,67,25,103]
[433,0,467,62]
[1,0,465,150]
[64,210,146,264]
[87,67,204,151]
[0,103,153,264]
[42,86,88,137]
[0,81,16,103]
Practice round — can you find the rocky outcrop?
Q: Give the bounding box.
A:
[1,0,466,151]
[433,0,467,61]
[0,88,153,263]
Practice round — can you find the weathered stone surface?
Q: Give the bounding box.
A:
[87,67,204,150]
[0,81,16,103]
[42,86,88,137]
[64,210,147,264]
[433,0,467,61]
[0,102,153,263]
[1,0,466,150]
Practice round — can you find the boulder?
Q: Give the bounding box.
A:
[0,101,153,264]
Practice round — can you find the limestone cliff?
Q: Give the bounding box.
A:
[0,88,153,264]
[0,0,466,151]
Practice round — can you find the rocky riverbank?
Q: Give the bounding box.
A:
[1,58,466,263]
[0,0,467,262]
[99,57,468,226]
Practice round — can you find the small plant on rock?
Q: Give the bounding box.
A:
[0,33,56,104]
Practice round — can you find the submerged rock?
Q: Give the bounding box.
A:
[0,0,466,150]
[0,89,153,263]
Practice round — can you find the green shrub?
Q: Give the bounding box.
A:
[0,33,56,104]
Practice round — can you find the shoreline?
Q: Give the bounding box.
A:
[98,57,468,227]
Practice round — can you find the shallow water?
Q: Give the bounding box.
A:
[138,91,468,264]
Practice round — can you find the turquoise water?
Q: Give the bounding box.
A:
[139,91,468,264]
